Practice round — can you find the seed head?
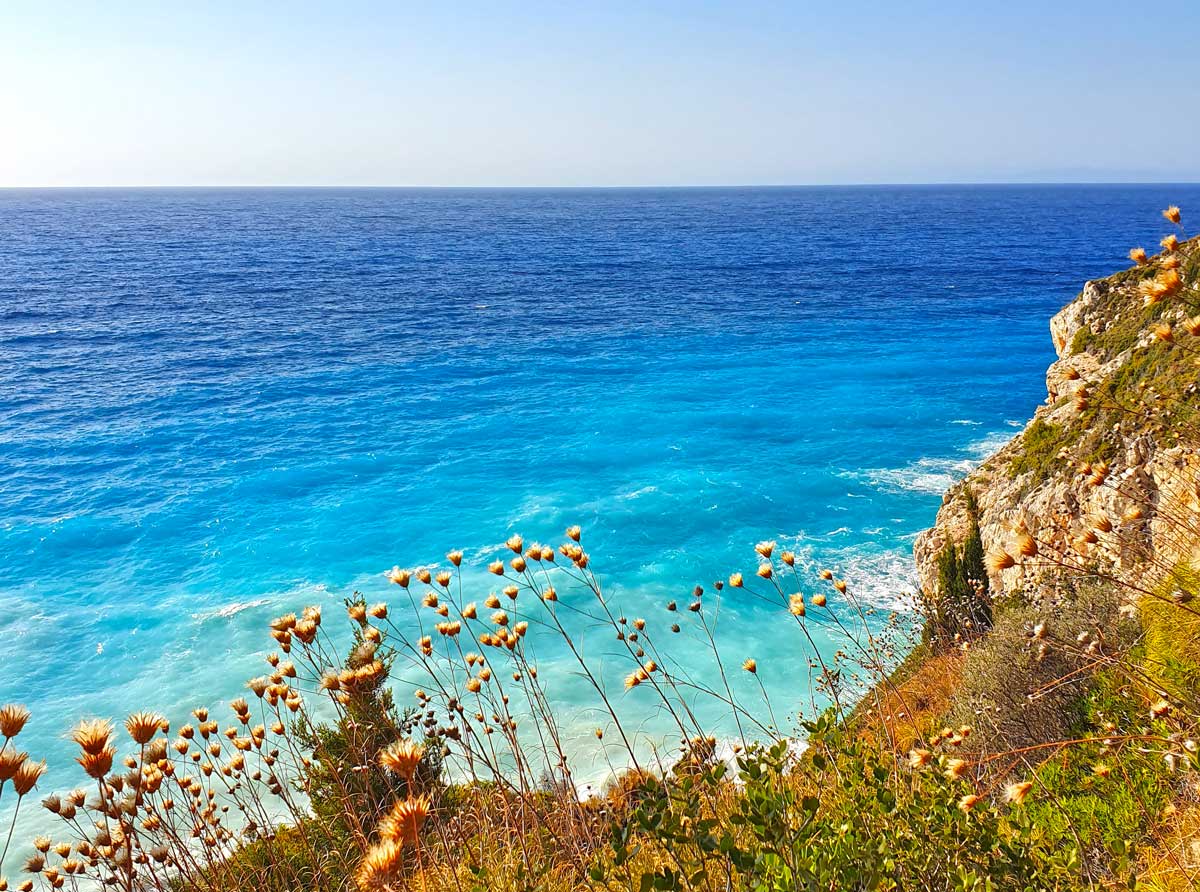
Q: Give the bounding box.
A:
[1163,205,1182,225]
[742,658,757,674]
[1161,233,1179,253]
[729,573,744,588]
[386,567,410,587]
[446,550,463,567]
[566,525,582,542]
[789,594,806,616]
[1129,247,1148,265]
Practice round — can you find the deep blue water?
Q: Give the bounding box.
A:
[2,184,1197,844]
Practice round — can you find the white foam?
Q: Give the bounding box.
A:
[191,598,274,621]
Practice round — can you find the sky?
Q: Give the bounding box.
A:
[2,1,1198,187]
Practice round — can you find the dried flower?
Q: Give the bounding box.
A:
[1163,205,1181,225]
[907,748,931,769]
[1129,247,1148,265]
[0,705,30,740]
[755,541,775,559]
[355,840,405,890]
[71,719,113,755]
[77,747,115,779]
[378,794,430,845]
[957,793,981,812]
[742,658,757,673]
[1005,781,1033,804]
[1160,233,1179,253]
[729,573,744,588]
[378,740,424,780]
[10,759,45,796]
[986,550,1015,572]
[125,712,164,745]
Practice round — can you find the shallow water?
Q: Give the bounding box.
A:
[2,184,1197,851]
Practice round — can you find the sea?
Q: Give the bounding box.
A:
[2,184,1197,852]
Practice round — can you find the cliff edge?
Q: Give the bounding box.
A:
[914,235,1200,606]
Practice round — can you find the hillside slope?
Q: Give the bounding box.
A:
[914,235,1200,606]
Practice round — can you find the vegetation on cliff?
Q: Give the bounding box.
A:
[1,207,1198,891]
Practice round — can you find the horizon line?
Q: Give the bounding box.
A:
[2,180,1199,191]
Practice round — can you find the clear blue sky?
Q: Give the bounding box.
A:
[2,0,1197,187]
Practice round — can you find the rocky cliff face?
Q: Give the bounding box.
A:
[914,238,1200,605]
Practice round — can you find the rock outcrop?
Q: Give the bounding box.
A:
[914,238,1200,606]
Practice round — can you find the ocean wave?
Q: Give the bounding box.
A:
[844,428,1013,496]
[191,597,274,621]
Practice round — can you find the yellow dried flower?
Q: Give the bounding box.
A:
[1129,247,1148,265]
[789,593,806,616]
[1163,205,1181,225]
[742,658,757,673]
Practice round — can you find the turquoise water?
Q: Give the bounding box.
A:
[2,185,1197,837]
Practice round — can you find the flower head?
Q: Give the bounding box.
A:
[1163,205,1182,225]
[125,712,164,745]
[1005,781,1033,804]
[0,705,30,740]
[742,658,757,674]
[378,794,431,845]
[355,840,405,890]
[378,740,425,780]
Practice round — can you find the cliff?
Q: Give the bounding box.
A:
[914,235,1200,606]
